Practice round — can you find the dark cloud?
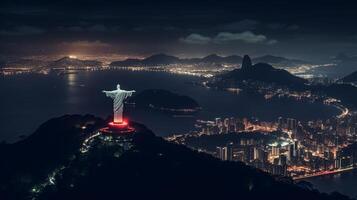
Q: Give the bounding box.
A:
[180,33,212,44]
[180,31,276,45]
[213,31,270,44]
[0,25,45,35]
[1,0,357,60]
[0,6,48,15]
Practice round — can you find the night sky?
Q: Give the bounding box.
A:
[1,0,357,60]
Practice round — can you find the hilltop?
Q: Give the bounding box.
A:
[0,115,352,200]
[209,55,307,88]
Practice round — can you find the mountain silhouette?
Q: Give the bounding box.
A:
[340,70,357,83]
[48,56,102,68]
[241,54,252,69]
[109,54,306,67]
[211,56,307,88]
[0,115,352,200]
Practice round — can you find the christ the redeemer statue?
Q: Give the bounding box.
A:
[103,84,135,123]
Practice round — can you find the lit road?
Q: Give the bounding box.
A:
[293,166,355,180]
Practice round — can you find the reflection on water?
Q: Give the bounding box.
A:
[67,73,77,86]
[0,70,339,142]
[65,72,87,105]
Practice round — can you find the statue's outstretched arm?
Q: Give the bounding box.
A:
[126,90,135,96]
[103,90,113,93]
[103,90,116,98]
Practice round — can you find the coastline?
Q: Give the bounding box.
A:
[293,166,356,180]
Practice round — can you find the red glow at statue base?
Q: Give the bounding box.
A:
[109,121,128,128]
[100,118,135,135]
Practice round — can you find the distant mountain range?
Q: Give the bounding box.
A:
[0,58,49,68]
[252,55,307,65]
[0,115,352,200]
[110,53,241,67]
[47,56,102,68]
[340,70,357,83]
[110,53,309,67]
[1,54,309,70]
[1,56,102,70]
[311,54,357,78]
[209,55,308,88]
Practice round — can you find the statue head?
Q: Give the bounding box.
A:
[116,84,121,90]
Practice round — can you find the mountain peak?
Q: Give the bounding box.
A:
[202,54,223,62]
[213,58,307,88]
[146,53,177,59]
[241,55,252,69]
[204,54,221,58]
[143,54,180,65]
[56,56,77,62]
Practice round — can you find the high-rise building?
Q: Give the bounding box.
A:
[254,147,268,162]
[271,145,280,156]
[236,121,245,131]
[216,146,228,161]
[293,140,299,157]
[287,144,294,162]
[224,118,230,128]
[227,143,234,161]
[278,117,283,129]
[287,118,297,131]
[279,154,287,166]
[215,118,222,127]
[235,151,245,162]
[270,164,287,176]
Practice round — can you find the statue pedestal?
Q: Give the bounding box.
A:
[99,121,135,135]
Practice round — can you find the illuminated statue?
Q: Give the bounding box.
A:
[103,84,135,123]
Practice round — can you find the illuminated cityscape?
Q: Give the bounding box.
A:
[166,111,357,179]
[3,0,357,199]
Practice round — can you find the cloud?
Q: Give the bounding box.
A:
[0,26,45,36]
[180,31,277,45]
[213,31,267,44]
[180,33,212,44]
[266,39,278,45]
[0,6,48,15]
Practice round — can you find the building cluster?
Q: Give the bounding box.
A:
[167,112,357,179]
[197,117,277,136]
[209,117,298,177]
